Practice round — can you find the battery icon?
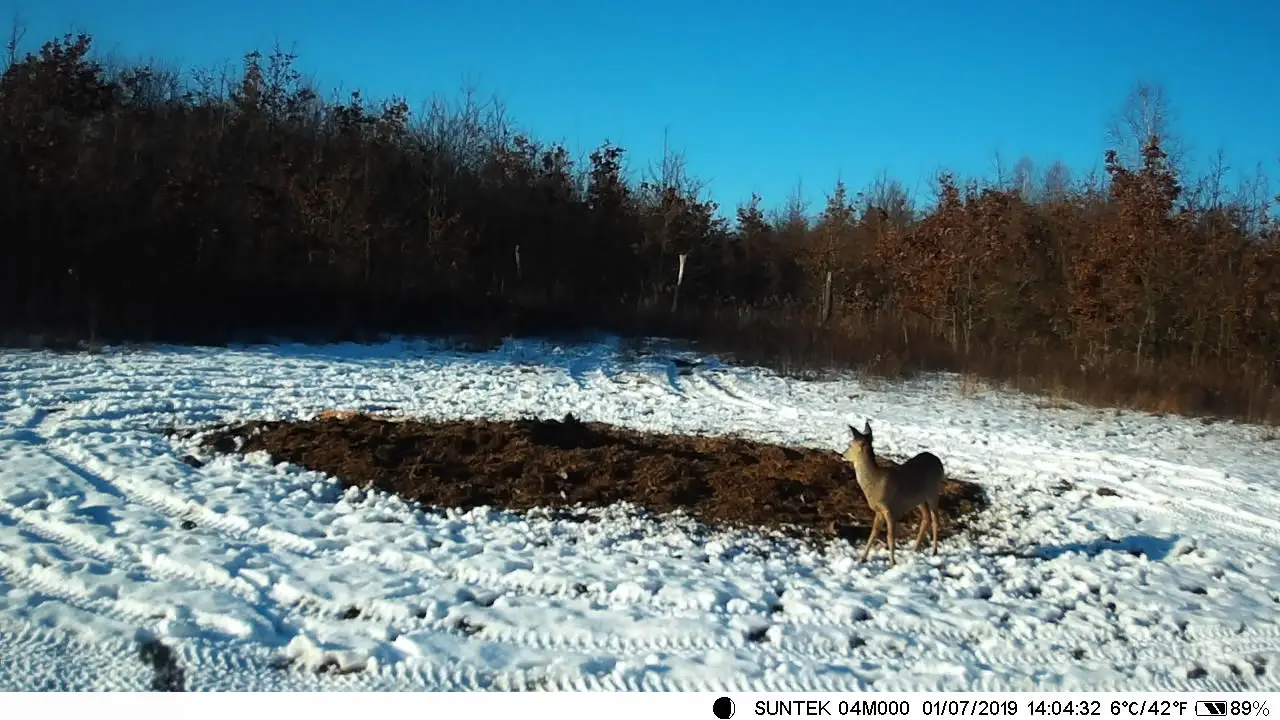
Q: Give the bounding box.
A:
[1196,701,1227,717]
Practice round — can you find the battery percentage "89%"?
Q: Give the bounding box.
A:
[1226,701,1269,716]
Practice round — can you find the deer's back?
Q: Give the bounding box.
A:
[879,451,944,511]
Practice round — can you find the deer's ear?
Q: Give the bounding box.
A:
[848,424,858,437]
[863,420,873,436]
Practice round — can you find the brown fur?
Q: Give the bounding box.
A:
[842,420,944,565]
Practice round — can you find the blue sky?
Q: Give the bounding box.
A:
[9,0,1279,215]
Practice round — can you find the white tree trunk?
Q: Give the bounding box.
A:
[820,270,833,324]
[671,253,688,313]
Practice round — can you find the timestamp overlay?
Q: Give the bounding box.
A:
[708,692,1276,720]
[3,689,1277,719]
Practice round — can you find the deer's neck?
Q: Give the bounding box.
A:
[847,447,887,491]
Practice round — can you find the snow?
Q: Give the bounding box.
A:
[0,336,1278,691]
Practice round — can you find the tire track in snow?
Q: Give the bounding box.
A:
[25,420,805,633]
[366,543,1280,689]
[8,445,555,631]
[614,354,691,400]
[0,497,269,608]
[1095,450,1280,532]
[0,549,162,631]
[0,621,154,691]
[44,439,320,556]
[393,617,867,669]
[920,622,1280,689]
[10,421,492,625]
[428,612,876,667]
[41,430,772,629]
[0,491,527,666]
[709,370,781,412]
[947,441,1280,544]
[1,597,1270,693]
[0,502,306,648]
[576,367,681,406]
[1103,451,1243,492]
[680,372,765,415]
[782,574,1280,690]
[0,480,446,633]
[0,506,484,679]
[6,433,966,679]
[0,616,552,692]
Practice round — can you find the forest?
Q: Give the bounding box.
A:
[2,33,1278,422]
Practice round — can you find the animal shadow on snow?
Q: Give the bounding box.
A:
[1032,534,1178,562]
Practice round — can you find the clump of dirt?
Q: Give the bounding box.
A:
[199,413,987,541]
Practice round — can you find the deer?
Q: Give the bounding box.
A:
[842,420,944,565]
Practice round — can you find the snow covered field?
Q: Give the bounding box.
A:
[1,337,1278,691]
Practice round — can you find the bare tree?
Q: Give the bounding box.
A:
[1041,160,1073,200]
[641,128,706,203]
[861,171,914,228]
[1233,162,1273,236]
[989,149,1008,189]
[1106,81,1187,172]
[1186,147,1230,212]
[769,179,810,238]
[4,13,26,69]
[1011,156,1036,198]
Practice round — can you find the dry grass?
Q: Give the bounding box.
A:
[957,372,985,398]
[680,310,1280,426]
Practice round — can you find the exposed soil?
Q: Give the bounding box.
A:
[198,413,987,542]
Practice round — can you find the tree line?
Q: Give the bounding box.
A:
[2,33,1278,422]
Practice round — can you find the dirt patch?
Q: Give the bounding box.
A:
[198,413,987,542]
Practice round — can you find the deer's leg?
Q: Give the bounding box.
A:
[860,511,882,562]
[914,505,929,551]
[886,513,897,565]
[929,501,940,555]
